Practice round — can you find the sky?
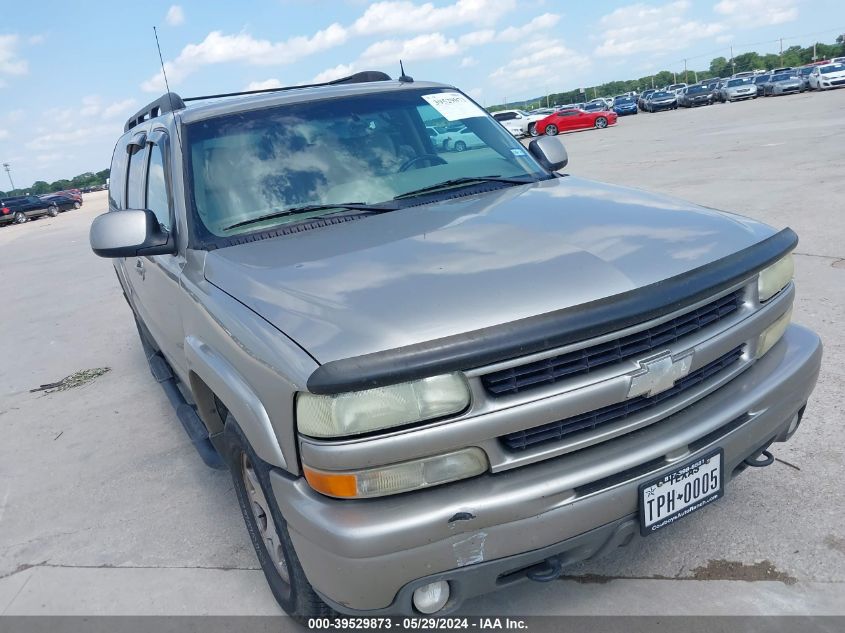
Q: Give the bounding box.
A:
[1,0,844,188]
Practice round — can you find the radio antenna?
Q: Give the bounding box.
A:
[153,26,184,152]
[398,60,414,83]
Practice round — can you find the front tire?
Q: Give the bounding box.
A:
[225,420,333,620]
[544,124,558,136]
[73,201,81,209]
[595,117,608,129]
[13,211,26,224]
[454,140,467,152]
[528,123,539,137]
[47,205,59,217]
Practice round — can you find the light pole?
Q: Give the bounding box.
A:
[3,163,15,192]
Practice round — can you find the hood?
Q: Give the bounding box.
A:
[204,177,776,364]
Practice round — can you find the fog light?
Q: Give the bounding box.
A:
[413,580,450,614]
[756,307,792,359]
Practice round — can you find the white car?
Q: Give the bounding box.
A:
[425,126,453,151]
[450,127,485,152]
[491,109,547,138]
[808,62,845,90]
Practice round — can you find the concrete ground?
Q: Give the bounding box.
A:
[1,89,843,617]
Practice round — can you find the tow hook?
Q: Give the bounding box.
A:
[744,445,775,468]
[526,556,562,582]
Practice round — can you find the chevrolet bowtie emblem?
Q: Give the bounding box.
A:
[627,351,694,398]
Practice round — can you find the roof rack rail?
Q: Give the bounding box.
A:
[123,71,392,132]
[124,92,186,132]
[182,70,393,103]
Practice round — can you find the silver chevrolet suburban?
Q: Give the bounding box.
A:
[90,71,822,617]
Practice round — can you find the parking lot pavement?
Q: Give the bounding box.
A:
[1,89,844,617]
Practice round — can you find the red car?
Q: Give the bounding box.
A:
[58,189,83,203]
[535,108,618,136]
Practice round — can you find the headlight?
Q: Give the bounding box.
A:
[297,373,470,438]
[756,307,792,359]
[757,253,794,302]
[303,447,488,498]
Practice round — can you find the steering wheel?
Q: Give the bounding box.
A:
[399,154,447,172]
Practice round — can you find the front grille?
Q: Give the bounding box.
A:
[482,290,743,397]
[500,346,744,451]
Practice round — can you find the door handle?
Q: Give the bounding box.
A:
[134,260,146,280]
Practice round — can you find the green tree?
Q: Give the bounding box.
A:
[49,179,71,192]
[30,180,50,195]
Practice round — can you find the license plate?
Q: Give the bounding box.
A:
[638,449,723,536]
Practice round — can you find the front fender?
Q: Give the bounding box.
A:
[185,335,287,469]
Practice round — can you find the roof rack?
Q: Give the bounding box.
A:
[124,92,185,132]
[124,71,393,132]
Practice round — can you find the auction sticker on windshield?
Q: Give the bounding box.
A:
[422,93,486,121]
[639,449,724,536]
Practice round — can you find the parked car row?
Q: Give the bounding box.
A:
[489,60,845,135]
[0,190,83,227]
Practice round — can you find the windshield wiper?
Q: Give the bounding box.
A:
[393,175,538,201]
[225,202,397,231]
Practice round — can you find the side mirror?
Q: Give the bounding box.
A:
[528,136,568,172]
[90,209,175,258]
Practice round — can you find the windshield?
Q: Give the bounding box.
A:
[583,103,605,111]
[771,73,793,82]
[687,85,708,94]
[614,97,634,104]
[652,91,672,98]
[821,63,845,73]
[186,89,546,237]
[728,78,753,87]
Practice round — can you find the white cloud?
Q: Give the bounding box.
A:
[459,30,495,47]
[359,33,463,66]
[27,125,116,152]
[0,129,8,140]
[0,35,28,76]
[491,38,590,88]
[245,78,283,90]
[165,5,185,26]
[351,0,516,36]
[498,13,560,42]
[460,56,478,68]
[73,95,137,120]
[312,64,357,83]
[142,0,522,92]
[141,25,348,92]
[28,34,46,45]
[714,0,798,26]
[595,1,726,57]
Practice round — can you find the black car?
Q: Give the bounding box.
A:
[644,90,677,112]
[40,193,81,212]
[0,195,59,226]
[678,84,713,107]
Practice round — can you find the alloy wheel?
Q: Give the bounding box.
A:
[241,453,290,585]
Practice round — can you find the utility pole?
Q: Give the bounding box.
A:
[694,70,699,83]
[812,43,817,61]
[730,45,735,76]
[779,38,783,66]
[684,59,688,83]
[3,163,14,192]
[651,76,655,89]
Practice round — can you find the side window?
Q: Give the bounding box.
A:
[146,143,171,231]
[126,145,148,209]
[108,141,128,209]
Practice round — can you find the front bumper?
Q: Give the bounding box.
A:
[271,324,821,614]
